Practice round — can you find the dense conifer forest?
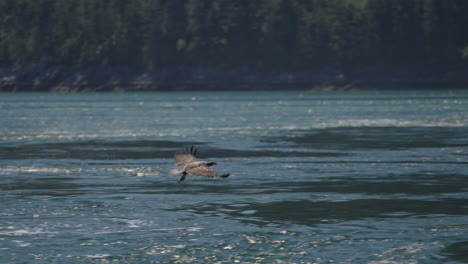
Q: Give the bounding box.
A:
[1,0,468,91]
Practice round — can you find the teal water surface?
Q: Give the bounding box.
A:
[1,91,467,263]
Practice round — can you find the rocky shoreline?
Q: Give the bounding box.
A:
[1,65,467,92]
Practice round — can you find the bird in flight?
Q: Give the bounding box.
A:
[170,146,230,183]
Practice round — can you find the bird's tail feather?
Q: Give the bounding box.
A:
[170,168,184,176]
[220,173,230,178]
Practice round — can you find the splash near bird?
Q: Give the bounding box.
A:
[170,146,230,183]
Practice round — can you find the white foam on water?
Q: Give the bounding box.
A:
[112,218,154,228]
[370,242,443,264]
[84,254,111,259]
[168,244,186,249]
[0,227,57,237]
[2,117,465,142]
[0,166,72,174]
[186,226,204,232]
[12,240,31,247]
[330,118,467,128]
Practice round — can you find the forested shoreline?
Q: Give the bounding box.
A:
[1,0,468,91]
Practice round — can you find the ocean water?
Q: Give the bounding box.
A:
[0,90,467,263]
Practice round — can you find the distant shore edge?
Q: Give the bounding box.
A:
[1,65,467,92]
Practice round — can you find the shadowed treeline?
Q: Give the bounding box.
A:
[1,0,468,91]
[2,0,468,68]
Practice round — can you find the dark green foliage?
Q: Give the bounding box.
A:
[0,0,467,69]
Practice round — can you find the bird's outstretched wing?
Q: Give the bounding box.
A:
[174,146,198,166]
[174,153,197,166]
[186,164,222,178]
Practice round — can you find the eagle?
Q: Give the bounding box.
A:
[170,146,230,183]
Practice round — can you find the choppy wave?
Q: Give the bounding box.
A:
[1,91,467,263]
[1,118,466,142]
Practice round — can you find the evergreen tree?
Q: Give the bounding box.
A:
[0,0,467,69]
